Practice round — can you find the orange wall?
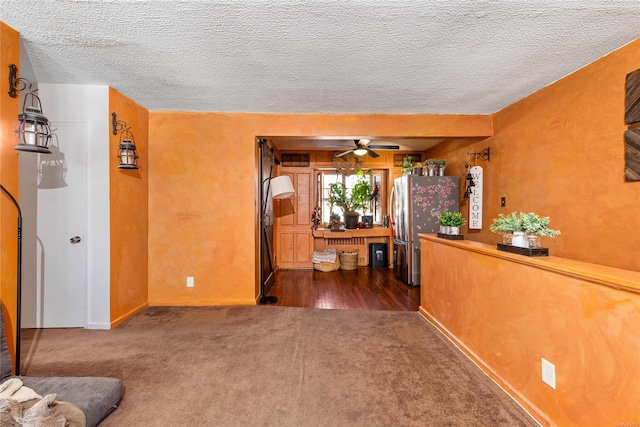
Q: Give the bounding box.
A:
[148,113,491,305]
[419,236,640,426]
[109,88,149,326]
[0,22,20,371]
[427,38,640,272]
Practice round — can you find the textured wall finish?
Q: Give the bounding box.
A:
[1,1,640,114]
[425,38,640,272]
[109,88,150,326]
[0,21,21,371]
[419,236,640,426]
[147,112,489,305]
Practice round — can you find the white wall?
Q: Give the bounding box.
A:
[20,84,111,329]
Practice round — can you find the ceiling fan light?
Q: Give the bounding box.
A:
[353,148,368,156]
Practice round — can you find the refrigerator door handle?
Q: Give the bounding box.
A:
[388,185,395,235]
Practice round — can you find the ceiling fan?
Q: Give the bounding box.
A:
[331,139,400,158]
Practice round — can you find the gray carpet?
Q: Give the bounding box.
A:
[21,306,539,426]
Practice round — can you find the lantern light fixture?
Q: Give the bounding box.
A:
[8,64,52,154]
[111,112,139,170]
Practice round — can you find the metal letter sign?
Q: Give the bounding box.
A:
[469,165,483,229]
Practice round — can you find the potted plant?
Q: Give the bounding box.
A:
[435,159,447,176]
[520,212,561,247]
[437,211,466,235]
[351,170,374,228]
[402,155,413,175]
[490,212,560,248]
[425,158,437,176]
[412,161,423,176]
[328,212,343,231]
[328,182,359,229]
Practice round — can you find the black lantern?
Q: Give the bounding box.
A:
[8,64,52,153]
[112,112,139,170]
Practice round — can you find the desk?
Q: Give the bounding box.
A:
[312,227,392,266]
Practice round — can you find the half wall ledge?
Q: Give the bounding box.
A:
[418,232,640,427]
[418,233,640,294]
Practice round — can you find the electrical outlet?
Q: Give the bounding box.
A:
[500,196,506,207]
[186,276,194,288]
[541,358,556,389]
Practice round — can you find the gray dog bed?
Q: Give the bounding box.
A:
[1,308,122,426]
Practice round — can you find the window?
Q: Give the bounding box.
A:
[317,170,385,225]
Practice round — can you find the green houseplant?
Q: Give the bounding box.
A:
[328,182,351,212]
[351,170,375,227]
[425,158,437,176]
[351,171,372,212]
[328,182,359,229]
[520,212,561,238]
[488,212,523,234]
[490,212,560,248]
[437,211,466,235]
[402,155,413,175]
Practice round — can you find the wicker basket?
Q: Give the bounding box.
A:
[313,255,340,272]
[339,250,358,270]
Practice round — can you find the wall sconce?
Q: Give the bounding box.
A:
[8,64,52,154]
[111,112,139,169]
[469,147,491,162]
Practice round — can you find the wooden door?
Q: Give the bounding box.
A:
[278,172,295,226]
[279,231,295,265]
[295,232,312,264]
[295,172,311,226]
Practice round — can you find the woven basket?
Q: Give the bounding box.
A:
[313,255,340,272]
[339,250,358,270]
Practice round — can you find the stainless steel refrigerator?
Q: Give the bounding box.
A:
[390,175,459,286]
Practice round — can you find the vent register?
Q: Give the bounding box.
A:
[281,153,310,167]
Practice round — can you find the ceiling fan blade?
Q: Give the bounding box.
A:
[335,149,354,158]
[367,144,400,150]
[366,148,380,158]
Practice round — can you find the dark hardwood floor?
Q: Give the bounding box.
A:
[266,267,420,311]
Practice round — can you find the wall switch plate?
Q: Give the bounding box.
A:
[500,196,506,207]
[186,276,194,288]
[541,357,556,389]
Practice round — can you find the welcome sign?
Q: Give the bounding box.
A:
[469,165,483,229]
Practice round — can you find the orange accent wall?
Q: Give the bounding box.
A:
[419,235,640,426]
[426,38,640,272]
[148,113,492,305]
[0,22,20,371]
[109,88,149,325]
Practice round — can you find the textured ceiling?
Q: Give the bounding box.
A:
[1,0,639,117]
